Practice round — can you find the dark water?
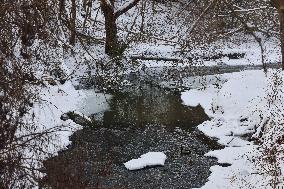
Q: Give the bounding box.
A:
[40,83,221,189]
[99,84,208,130]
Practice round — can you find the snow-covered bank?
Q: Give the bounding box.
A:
[125,35,280,70]
[31,81,86,151]
[181,70,284,188]
[19,80,112,180]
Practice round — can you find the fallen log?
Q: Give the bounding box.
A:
[130,56,182,62]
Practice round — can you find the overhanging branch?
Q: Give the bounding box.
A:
[114,0,140,18]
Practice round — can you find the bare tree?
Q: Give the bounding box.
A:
[175,0,278,71]
[0,0,72,188]
[70,0,77,45]
[100,0,140,56]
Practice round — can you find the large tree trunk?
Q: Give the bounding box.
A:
[70,0,76,45]
[104,11,118,55]
[59,0,66,19]
[100,0,140,56]
[100,1,119,56]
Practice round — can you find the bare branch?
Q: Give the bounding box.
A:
[114,0,140,18]
[184,0,217,36]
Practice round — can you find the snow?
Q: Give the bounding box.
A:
[125,35,280,69]
[20,81,112,163]
[181,70,266,118]
[124,152,167,171]
[25,81,86,151]
[194,36,280,67]
[182,69,284,188]
[115,0,138,14]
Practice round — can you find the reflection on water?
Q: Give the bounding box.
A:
[41,83,219,189]
[97,84,208,130]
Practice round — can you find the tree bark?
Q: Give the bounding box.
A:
[100,0,119,56]
[100,0,140,56]
[59,0,66,19]
[105,15,118,55]
[70,0,76,45]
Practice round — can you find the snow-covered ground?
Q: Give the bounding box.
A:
[125,35,281,69]
[181,69,284,188]
[18,80,112,187]
[29,81,111,152]
[30,81,86,151]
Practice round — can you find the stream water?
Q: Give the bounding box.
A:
[41,80,221,189]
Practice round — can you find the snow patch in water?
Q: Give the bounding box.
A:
[124,152,167,171]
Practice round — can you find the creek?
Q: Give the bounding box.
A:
[41,78,221,189]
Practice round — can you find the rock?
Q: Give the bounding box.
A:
[240,117,248,122]
[50,66,67,82]
[180,145,191,155]
[60,113,70,121]
[60,111,93,127]
[47,78,57,86]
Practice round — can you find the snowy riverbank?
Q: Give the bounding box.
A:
[181,69,284,188]
[22,81,112,162]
